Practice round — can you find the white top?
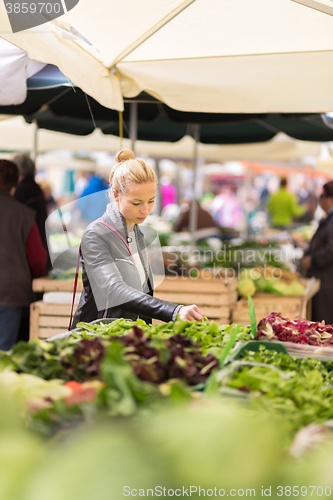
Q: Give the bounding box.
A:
[127,230,147,288]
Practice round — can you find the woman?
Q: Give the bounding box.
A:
[72,150,204,328]
[301,181,333,324]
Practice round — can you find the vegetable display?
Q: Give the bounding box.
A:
[0,325,219,386]
[207,241,287,270]
[31,340,175,435]
[161,239,293,278]
[0,318,249,435]
[237,266,305,298]
[257,312,333,346]
[217,346,333,432]
[108,325,219,386]
[75,317,251,357]
[4,311,333,439]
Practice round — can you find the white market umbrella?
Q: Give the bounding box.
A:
[0,116,323,162]
[0,38,45,105]
[0,0,333,112]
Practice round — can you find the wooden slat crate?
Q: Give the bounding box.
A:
[30,301,77,340]
[33,277,83,293]
[153,275,237,324]
[231,278,320,325]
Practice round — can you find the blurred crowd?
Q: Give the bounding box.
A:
[165,173,326,238]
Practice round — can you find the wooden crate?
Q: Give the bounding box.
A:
[153,275,237,324]
[30,301,77,340]
[231,278,320,325]
[33,277,83,293]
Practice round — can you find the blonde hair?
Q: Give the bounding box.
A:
[109,149,157,195]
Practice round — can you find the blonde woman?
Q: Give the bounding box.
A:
[72,150,204,328]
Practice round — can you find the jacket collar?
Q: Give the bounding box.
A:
[318,209,333,227]
[105,201,145,243]
[105,202,128,238]
[105,201,143,239]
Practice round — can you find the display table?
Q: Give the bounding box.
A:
[231,277,320,325]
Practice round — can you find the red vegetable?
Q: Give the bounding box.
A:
[64,381,84,392]
[257,312,333,346]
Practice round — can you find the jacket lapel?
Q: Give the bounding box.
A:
[105,202,129,242]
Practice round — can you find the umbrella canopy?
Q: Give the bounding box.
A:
[0,0,333,112]
[0,116,324,162]
[1,81,333,143]
[0,38,45,105]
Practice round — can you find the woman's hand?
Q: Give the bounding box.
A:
[178,304,205,321]
[301,255,312,270]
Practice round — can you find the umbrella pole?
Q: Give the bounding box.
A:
[175,159,181,206]
[32,119,38,162]
[242,164,252,241]
[130,102,138,154]
[189,124,200,244]
[156,159,163,216]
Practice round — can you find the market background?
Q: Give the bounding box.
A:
[2,1,333,498]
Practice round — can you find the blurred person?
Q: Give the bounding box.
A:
[11,154,48,246]
[295,179,318,224]
[72,149,205,329]
[74,170,89,197]
[11,155,51,342]
[77,170,109,223]
[267,177,306,229]
[40,181,57,215]
[200,193,215,212]
[301,181,333,324]
[12,154,49,258]
[160,176,177,208]
[0,160,47,350]
[173,198,221,239]
[259,184,270,210]
[211,187,244,230]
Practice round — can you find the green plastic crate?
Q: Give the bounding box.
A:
[228,340,288,362]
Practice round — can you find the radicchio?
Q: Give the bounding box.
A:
[257,313,333,346]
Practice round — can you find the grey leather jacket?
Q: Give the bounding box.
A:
[72,202,179,328]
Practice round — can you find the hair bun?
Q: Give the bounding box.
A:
[116,149,135,163]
